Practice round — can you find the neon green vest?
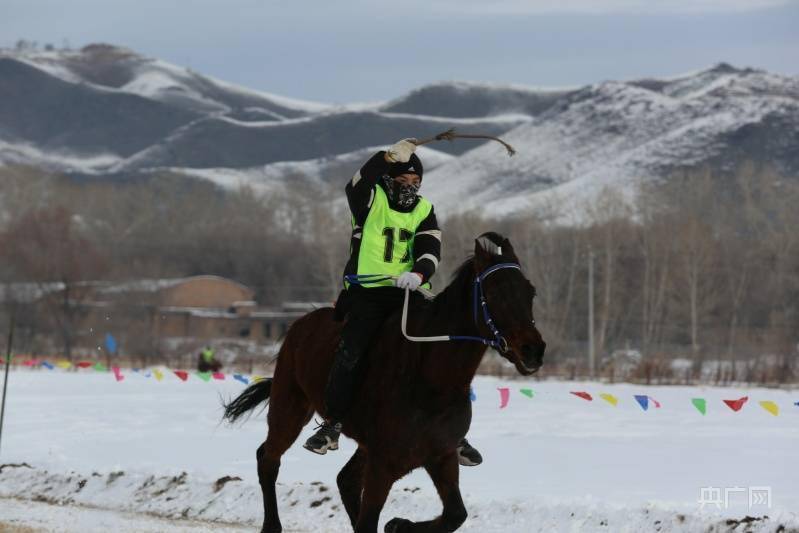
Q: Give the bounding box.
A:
[355,186,432,288]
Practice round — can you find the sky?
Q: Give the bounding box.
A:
[2,0,798,104]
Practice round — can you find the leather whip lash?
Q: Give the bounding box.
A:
[413,128,516,156]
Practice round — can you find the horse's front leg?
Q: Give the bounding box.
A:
[355,460,395,533]
[384,452,466,533]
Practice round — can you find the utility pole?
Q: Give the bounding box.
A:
[588,248,595,379]
[0,311,15,457]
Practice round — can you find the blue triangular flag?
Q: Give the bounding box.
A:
[634,395,649,411]
[234,374,249,385]
[469,387,477,402]
[794,401,799,407]
[41,361,55,370]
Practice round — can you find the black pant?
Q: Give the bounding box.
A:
[325,286,421,421]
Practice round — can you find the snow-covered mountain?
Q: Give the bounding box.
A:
[424,64,799,218]
[1,44,797,218]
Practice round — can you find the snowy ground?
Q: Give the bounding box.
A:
[0,370,797,532]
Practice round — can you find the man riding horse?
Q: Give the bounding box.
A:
[303,139,483,466]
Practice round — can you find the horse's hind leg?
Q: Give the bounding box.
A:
[384,452,466,533]
[258,380,311,533]
[337,447,367,528]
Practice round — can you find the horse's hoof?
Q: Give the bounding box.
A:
[385,517,412,533]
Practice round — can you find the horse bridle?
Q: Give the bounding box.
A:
[451,262,522,354]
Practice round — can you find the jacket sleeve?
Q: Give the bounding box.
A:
[345,150,390,227]
[412,207,441,283]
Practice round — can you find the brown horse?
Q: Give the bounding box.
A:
[224,232,546,533]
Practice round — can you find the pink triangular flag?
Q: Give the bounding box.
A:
[649,396,661,408]
[112,366,124,382]
[498,387,510,409]
[212,372,225,380]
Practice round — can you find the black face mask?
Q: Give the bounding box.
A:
[382,176,420,209]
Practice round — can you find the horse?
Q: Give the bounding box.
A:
[223,232,546,533]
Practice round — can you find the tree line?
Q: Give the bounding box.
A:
[0,163,796,383]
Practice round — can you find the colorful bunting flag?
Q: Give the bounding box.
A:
[196,371,211,382]
[77,361,93,369]
[212,372,225,380]
[571,391,593,401]
[759,401,779,417]
[520,388,535,399]
[634,395,649,411]
[692,398,707,415]
[174,370,189,382]
[153,369,164,382]
[794,401,799,407]
[723,396,748,412]
[112,367,124,382]
[649,396,662,408]
[251,375,265,383]
[93,362,107,372]
[498,387,510,409]
[22,359,36,367]
[600,393,618,406]
[56,360,71,369]
[41,361,55,370]
[233,374,249,385]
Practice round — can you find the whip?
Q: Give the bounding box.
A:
[413,128,516,157]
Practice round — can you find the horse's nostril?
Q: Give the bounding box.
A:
[521,344,544,367]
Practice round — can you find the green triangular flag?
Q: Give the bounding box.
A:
[520,388,535,398]
[196,371,212,382]
[93,362,107,372]
[692,398,707,415]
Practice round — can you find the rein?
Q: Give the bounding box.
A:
[345,262,521,353]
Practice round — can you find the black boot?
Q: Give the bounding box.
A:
[457,438,483,466]
[304,340,359,456]
[303,420,342,455]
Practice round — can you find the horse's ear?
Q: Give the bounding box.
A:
[474,238,493,271]
[502,238,519,262]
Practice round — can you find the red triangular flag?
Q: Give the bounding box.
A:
[77,361,93,368]
[212,372,225,380]
[571,391,593,401]
[723,396,748,412]
[174,370,189,382]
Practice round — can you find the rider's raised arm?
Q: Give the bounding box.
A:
[345,150,390,226]
[412,207,441,283]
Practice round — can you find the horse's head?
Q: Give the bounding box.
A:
[473,232,546,375]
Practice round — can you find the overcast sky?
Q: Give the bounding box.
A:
[3,0,798,103]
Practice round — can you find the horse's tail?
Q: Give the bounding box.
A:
[223,378,273,423]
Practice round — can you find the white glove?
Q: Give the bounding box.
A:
[385,138,418,163]
[396,272,423,291]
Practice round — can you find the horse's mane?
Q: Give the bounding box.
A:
[429,231,507,315]
[430,256,474,315]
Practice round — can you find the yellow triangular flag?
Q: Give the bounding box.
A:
[600,393,618,407]
[251,375,265,383]
[153,368,164,382]
[759,400,779,416]
[55,360,72,369]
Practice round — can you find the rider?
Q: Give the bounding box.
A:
[303,138,483,466]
